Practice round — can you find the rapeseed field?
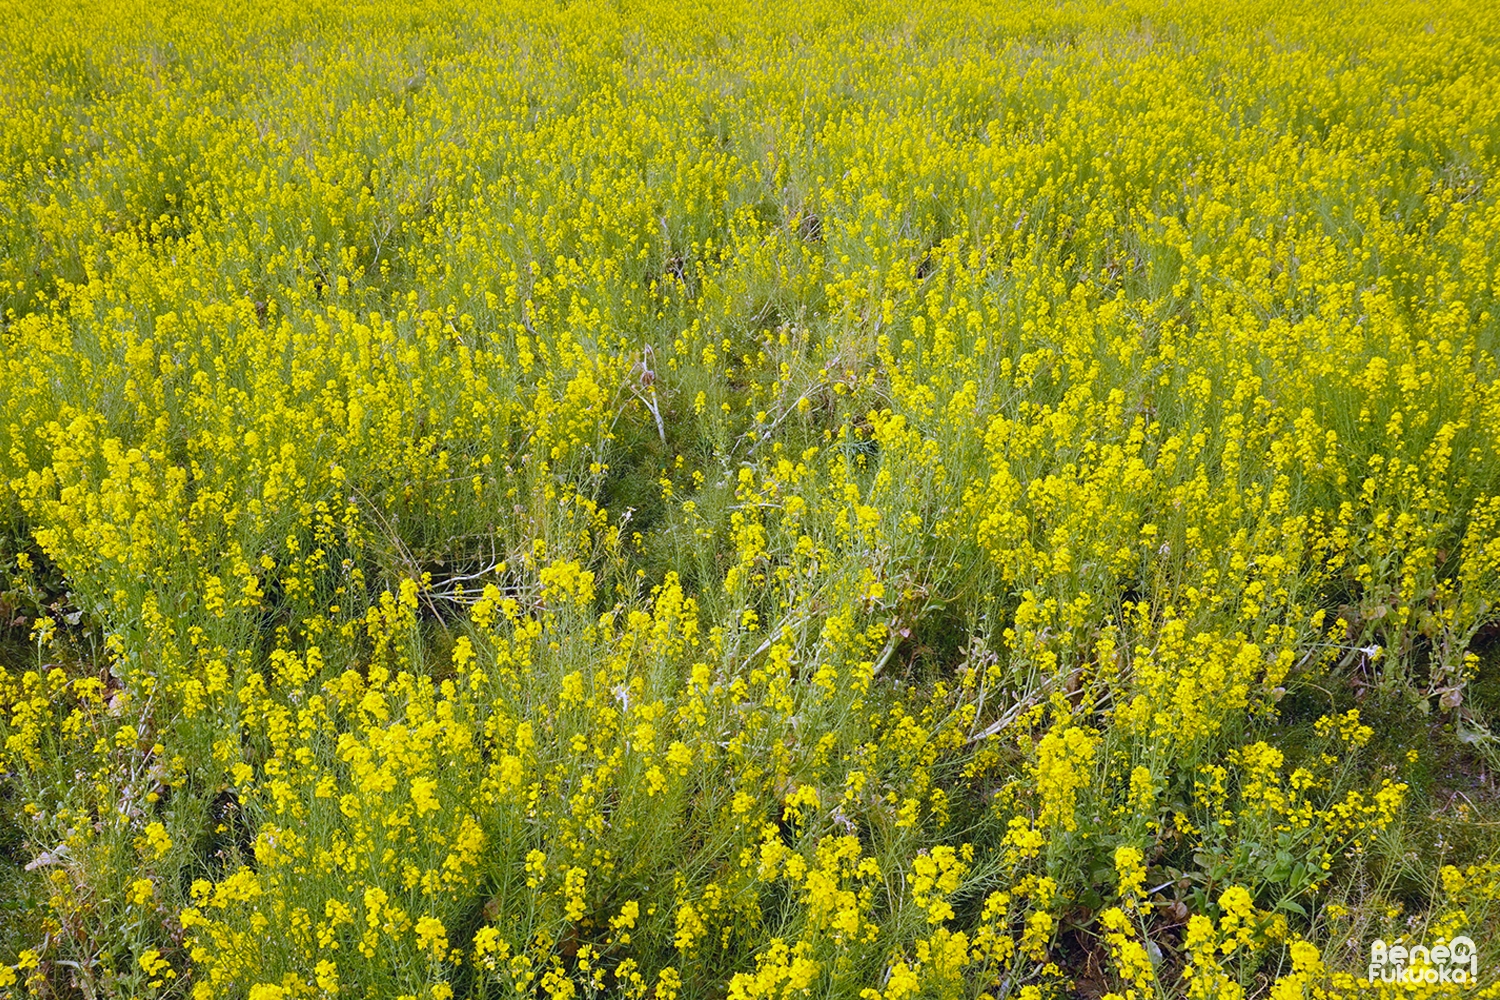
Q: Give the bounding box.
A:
[2,0,1499,996]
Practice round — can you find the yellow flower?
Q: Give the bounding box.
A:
[410,776,440,815]
[315,959,339,994]
[414,915,449,960]
[129,878,155,905]
[1034,724,1098,831]
[1113,846,1146,902]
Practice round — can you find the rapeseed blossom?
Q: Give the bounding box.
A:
[0,0,1498,997]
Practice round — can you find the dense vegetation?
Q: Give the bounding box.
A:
[2,0,1499,996]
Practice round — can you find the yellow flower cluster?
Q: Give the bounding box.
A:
[1,0,1499,997]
